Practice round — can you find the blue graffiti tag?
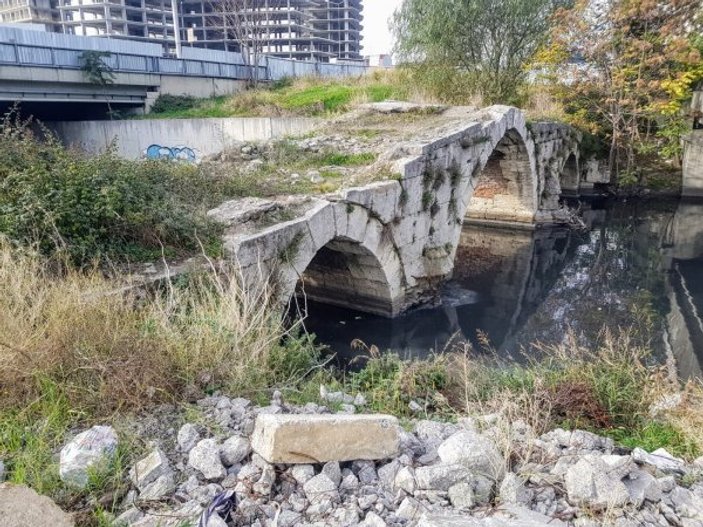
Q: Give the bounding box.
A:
[146,144,197,162]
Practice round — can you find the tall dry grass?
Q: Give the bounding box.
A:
[0,240,316,414]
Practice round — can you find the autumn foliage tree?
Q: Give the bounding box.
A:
[544,0,703,177]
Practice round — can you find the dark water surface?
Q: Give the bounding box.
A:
[298,199,703,378]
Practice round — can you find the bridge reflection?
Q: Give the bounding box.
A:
[664,202,703,379]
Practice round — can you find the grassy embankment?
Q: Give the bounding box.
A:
[141,70,682,193]
[2,236,702,525]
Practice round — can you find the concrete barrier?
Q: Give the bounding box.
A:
[683,132,703,197]
[49,117,322,160]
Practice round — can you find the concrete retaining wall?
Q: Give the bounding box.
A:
[683,132,703,197]
[49,117,322,160]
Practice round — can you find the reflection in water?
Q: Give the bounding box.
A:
[299,199,703,378]
[664,202,703,380]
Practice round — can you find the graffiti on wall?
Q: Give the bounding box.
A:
[145,144,197,162]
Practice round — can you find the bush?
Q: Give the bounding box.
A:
[149,94,198,114]
[0,114,224,264]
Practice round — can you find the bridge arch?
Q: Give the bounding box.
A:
[274,205,406,318]
[466,128,537,224]
[560,153,580,193]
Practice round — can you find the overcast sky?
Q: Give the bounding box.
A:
[361,0,403,56]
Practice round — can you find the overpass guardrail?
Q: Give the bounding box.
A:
[0,41,368,82]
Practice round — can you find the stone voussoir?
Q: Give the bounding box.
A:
[251,414,400,464]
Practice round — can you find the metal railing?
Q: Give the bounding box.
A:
[0,42,368,82]
[0,40,265,80]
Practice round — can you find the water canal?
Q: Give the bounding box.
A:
[297,198,703,378]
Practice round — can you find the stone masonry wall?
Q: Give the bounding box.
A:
[222,106,585,317]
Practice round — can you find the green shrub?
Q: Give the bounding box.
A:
[0,114,223,264]
[149,94,198,114]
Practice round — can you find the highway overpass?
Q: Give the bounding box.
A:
[0,26,367,120]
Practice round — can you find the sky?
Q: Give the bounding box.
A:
[361,0,404,56]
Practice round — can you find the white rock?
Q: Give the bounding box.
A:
[308,170,324,184]
[415,464,471,491]
[418,505,567,526]
[448,481,475,509]
[130,449,171,490]
[177,423,200,453]
[564,457,630,510]
[624,469,662,508]
[59,425,118,489]
[340,473,360,491]
[499,473,532,505]
[138,473,176,501]
[303,474,339,504]
[361,511,387,527]
[633,447,687,475]
[0,461,4,482]
[354,393,367,406]
[220,436,251,466]
[322,461,342,486]
[437,431,505,482]
[358,494,377,510]
[188,438,226,480]
[251,414,399,464]
[397,497,421,521]
[252,464,276,495]
[291,464,315,485]
[395,466,417,494]
[670,486,703,520]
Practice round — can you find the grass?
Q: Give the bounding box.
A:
[1,232,701,525]
[0,380,138,526]
[200,139,380,198]
[0,241,321,415]
[287,331,702,460]
[0,240,323,524]
[142,70,429,120]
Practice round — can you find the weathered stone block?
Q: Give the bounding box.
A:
[251,414,400,464]
[0,484,74,527]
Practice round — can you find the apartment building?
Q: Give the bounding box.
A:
[32,0,362,61]
[0,0,56,28]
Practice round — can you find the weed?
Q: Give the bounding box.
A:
[319,152,376,167]
[448,161,462,187]
[422,191,434,211]
[279,231,305,264]
[0,241,321,414]
[430,199,440,217]
[399,188,409,208]
[0,113,224,265]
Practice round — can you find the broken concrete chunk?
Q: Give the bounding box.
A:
[251,414,399,464]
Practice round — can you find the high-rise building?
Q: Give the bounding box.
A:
[42,0,363,61]
[0,0,56,29]
[55,0,176,42]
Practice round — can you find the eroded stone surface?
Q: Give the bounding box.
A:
[59,425,118,489]
[251,414,399,464]
[0,483,74,527]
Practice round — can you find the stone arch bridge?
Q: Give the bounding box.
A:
[216,105,600,317]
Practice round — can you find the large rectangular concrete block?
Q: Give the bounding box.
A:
[251,414,399,464]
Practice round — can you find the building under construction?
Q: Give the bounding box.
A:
[2,0,364,62]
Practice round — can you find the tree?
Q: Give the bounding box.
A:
[392,0,570,103]
[213,0,265,87]
[544,0,703,175]
[79,50,118,119]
